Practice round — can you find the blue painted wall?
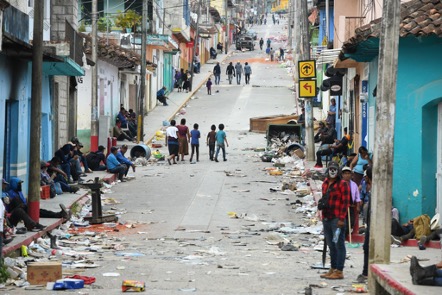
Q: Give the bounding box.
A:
[392,36,442,222]
[318,6,335,46]
[0,55,53,196]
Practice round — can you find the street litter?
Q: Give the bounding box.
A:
[115,252,145,257]
[122,280,145,292]
[102,272,120,277]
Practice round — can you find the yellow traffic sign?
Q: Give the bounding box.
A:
[299,80,317,98]
[298,60,316,79]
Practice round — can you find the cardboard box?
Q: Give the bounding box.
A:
[27,262,62,285]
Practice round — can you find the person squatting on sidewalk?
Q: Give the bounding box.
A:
[319,162,351,280]
[214,124,229,162]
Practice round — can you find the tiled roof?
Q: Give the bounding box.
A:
[341,0,442,57]
[82,33,157,69]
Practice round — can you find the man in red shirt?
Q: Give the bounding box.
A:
[319,161,351,279]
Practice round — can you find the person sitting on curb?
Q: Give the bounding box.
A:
[47,157,79,193]
[410,256,442,286]
[41,160,79,196]
[117,145,136,178]
[107,147,127,182]
[314,129,348,168]
[113,119,135,142]
[157,86,169,106]
[86,145,107,171]
[7,177,70,221]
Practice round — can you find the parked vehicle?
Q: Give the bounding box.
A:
[236,36,255,51]
[245,30,257,40]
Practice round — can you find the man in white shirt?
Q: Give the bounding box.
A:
[342,166,361,235]
[165,120,179,165]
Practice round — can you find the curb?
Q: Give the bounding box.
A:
[3,192,91,257]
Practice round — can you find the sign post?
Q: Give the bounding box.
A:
[298,60,317,161]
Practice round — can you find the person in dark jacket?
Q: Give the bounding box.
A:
[86,145,107,171]
[210,47,217,59]
[226,62,235,85]
[213,62,221,85]
[6,177,69,231]
[54,142,75,183]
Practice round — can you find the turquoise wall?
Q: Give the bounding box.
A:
[392,36,442,222]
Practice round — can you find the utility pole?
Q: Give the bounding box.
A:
[139,0,147,143]
[28,0,44,222]
[296,0,314,161]
[225,0,228,54]
[189,0,202,91]
[90,0,98,151]
[369,0,401,271]
[325,0,329,45]
[287,0,293,50]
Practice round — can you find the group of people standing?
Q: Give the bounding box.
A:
[213,61,252,86]
[174,69,191,93]
[165,119,229,164]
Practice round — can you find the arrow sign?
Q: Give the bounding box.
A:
[298,60,316,79]
[303,83,312,93]
[299,80,317,98]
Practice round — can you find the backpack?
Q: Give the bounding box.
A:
[413,214,431,240]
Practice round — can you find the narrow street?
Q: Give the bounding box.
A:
[17,17,440,295]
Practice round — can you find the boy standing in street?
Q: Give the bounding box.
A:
[189,123,201,163]
[214,124,229,162]
[207,125,217,161]
[206,78,212,95]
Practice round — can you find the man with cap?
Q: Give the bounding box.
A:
[41,160,79,194]
[54,142,76,183]
[106,146,127,182]
[314,129,348,168]
[71,137,92,174]
[342,166,361,235]
[319,161,351,280]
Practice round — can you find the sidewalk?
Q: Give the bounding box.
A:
[3,51,234,257]
[2,170,114,257]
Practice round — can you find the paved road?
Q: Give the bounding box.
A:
[19,19,442,295]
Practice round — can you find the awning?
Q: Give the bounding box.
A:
[2,32,84,76]
[43,57,85,76]
[172,28,190,43]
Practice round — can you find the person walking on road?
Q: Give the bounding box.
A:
[165,120,179,165]
[226,62,235,85]
[266,38,271,48]
[279,48,285,61]
[213,62,221,85]
[269,48,275,61]
[234,62,243,85]
[189,123,200,163]
[259,38,264,50]
[244,62,252,85]
[319,162,351,280]
[206,78,212,95]
[214,123,229,162]
[207,124,217,161]
[177,118,190,162]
